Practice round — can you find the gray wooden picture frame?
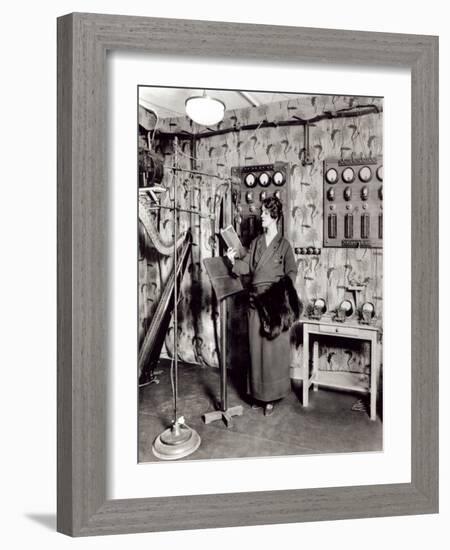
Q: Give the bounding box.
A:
[57,12,439,537]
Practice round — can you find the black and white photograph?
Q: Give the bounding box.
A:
[1,0,445,544]
[137,86,384,462]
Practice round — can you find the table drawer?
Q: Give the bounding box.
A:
[318,324,359,337]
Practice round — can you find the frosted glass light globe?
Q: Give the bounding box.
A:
[185,93,225,126]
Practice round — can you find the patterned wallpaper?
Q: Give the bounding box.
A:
[138,93,383,377]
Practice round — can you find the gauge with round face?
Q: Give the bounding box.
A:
[342,167,355,183]
[325,167,338,184]
[362,302,375,314]
[314,298,326,310]
[377,165,383,181]
[244,173,256,188]
[359,166,372,182]
[258,172,270,187]
[273,171,285,186]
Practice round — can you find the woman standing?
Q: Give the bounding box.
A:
[225,196,299,416]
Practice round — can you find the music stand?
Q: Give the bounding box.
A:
[202,257,244,427]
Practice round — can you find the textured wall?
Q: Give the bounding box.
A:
[138,93,383,377]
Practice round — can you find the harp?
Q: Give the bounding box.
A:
[138,232,192,383]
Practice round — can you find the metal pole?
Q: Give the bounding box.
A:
[220,299,227,411]
[163,165,229,180]
[173,137,178,422]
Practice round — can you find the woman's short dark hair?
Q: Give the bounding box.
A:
[262,195,283,220]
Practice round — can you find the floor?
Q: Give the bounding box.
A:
[138,360,383,462]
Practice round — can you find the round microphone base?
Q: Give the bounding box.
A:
[152,422,201,461]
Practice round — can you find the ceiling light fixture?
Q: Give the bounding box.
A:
[185,91,225,126]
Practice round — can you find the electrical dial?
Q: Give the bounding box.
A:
[359,166,372,182]
[325,168,338,184]
[342,167,355,183]
[376,166,383,181]
[325,168,339,183]
[244,173,256,188]
[273,171,285,186]
[258,172,270,187]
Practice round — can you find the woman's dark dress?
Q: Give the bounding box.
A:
[231,233,297,402]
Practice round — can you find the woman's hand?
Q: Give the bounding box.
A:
[225,247,237,265]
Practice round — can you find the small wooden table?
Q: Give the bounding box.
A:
[302,319,380,421]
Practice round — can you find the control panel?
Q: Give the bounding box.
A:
[230,162,290,248]
[323,157,383,248]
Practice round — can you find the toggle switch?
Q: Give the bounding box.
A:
[328,214,337,239]
[361,213,370,239]
[344,214,354,239]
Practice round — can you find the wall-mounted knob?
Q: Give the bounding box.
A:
[343,187,352,201]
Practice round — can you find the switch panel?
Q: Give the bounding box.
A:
[323,157,383,248]
[231,162,290,248]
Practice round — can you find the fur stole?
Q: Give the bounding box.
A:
[252,276,302,340]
